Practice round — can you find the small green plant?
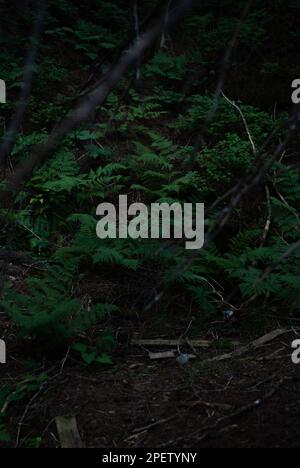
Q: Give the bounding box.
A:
[73,334,116,366]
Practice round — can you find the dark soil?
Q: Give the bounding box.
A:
[1,316,300,449]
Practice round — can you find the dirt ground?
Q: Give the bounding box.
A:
[1,315,300,449]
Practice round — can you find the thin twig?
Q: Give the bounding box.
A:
[221,90,257,155]
[15,385,45,448]
[260,185,272,246]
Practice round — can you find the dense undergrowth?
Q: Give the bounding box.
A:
[0,2,299,443]
[1,0,300,343]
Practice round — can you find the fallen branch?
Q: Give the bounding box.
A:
[161,378,285,448]
[148,350,196,360]
[208,329,287,362]
[132,338,211,348]
[131,415,177,435]
[181,400,233,411]
[190,378,285,446]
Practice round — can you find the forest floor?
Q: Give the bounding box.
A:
[1,313,300,448]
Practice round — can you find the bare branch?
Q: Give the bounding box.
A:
[1,0,193,206]
[0,0,48,167]
[133,0,141,80]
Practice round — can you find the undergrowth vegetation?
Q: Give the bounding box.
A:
[0,0,299,359]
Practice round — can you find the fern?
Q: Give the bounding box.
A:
[1,258,118,344]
